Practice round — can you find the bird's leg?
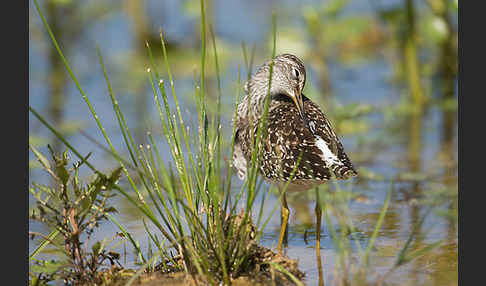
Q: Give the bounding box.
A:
[315,187,325,286]
[315,194,322,250]
[277,192,289,255]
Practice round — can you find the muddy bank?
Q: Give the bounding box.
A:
[128,246,305,286]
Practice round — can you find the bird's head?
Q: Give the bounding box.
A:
[245,53,307,120]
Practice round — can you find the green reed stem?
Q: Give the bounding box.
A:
[364,184,392,264]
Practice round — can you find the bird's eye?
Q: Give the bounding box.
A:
[292,68,300,80]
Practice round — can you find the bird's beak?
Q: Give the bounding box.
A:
[291,88,305,121]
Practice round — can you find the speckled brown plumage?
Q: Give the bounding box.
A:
[233,54,357,192]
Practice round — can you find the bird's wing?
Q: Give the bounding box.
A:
[304,100,358,179]
[261,97,357,182]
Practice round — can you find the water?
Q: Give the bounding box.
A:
[29,0,457,285]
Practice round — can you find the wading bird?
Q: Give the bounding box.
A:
[233,54,357,255]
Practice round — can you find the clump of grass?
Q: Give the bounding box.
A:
[29,145,127,285]
[31,0,303,285]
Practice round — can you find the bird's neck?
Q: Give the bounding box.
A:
[237,91,270,126]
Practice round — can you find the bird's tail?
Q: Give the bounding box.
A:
[333,163,358,180]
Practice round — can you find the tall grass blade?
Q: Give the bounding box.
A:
[364,183,393,264]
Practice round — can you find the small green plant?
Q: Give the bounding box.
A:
[29,145,124,285]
